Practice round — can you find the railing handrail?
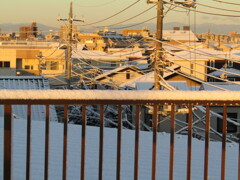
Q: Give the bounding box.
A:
[0,90,240,105]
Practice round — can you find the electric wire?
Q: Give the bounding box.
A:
[148,36,240,67]
[164,1,240,17]
[111,16,157,30]
[212,0,240,6]
[148,37,240,79]
[195,1,240,13]
[165,67,228,91]
[83,5,156,28]
[73,0,118,8]
[81,0,140,26]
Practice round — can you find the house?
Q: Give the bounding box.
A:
[72,45,143,70]
[0,41,66,76]
[208,68,240,82]
[168,48,240,81]
[121,29,150,38]
[93,65,145,88]
[77,33,106,51]
[0,76,58,121]
[120,65,201,90]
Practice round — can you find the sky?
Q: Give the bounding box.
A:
[1,0,240,31]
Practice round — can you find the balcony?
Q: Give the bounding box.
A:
[0,90,240,180]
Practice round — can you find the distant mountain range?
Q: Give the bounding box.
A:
[1,22,240,35]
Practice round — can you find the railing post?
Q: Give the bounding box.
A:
[152,104,158,180]
[134,105,140,180]
[62,105,68,180]
[116,105,122,180]
[4,105,12,180]
[169,104,175,180]
[44,105,50,180]
[204,105,210,180]
[99,105,104,180]
[81,105,86,180]
[221,105,227,180]
[186,105,193,180]
[26,105,32,180]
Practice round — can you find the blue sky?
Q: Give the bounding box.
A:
[1,0,240,28]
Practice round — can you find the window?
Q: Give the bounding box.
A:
[228,78,235,81]
[0,61,10,68]
[126,71,130,79]
[45,61,59,70]
[25,65,33,70]
[111,63,116,67]
[208,78,215,82]
[217,112,237,133]
[4,62,10,68]
[190,63,194,74]
[228,60,233,67]
[209,61,215,68]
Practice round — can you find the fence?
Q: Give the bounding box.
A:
[1,90,240,180]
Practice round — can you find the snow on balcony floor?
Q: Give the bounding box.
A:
[0,118,238,180]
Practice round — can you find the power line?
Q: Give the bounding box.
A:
[81,0,140,26]
[165,67,228,91]
[73,0,118,8]
[195,1,240,13]
[111,16,157,30]
[148,37,240,78]
[212,0,240,6]
[164,1,240,17]
[94,4,156,28]
[149,36,240,66]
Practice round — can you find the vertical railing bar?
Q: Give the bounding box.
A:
[186,105,193,180]
[62,105,68,180]
[152,104,158,180]
[238,140,240,180]
[44,105,50,180]
[4,105,12,180]
[116,105,122,180]
[169,104,175,180]
[81,105,86,180]
[221,105,227,180]
[204,105,210,180]
[26,105,31,180]
[134,105,140,180]
[98,105,104,180]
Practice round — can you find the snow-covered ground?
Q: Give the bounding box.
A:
[0,118,239,180]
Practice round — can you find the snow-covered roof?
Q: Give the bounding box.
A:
[167,81,189,91]
[0,118,238,179]
[180,42,203,47]
[72,48,143,61]
[120,65,180,89]
[94,65,143,80]
[0,76,49,90]
[163,30,198,41]
[209,68,240,78]
[136,82,153,90]
[200,82,240,91]
[223,44,240,49]
[169,48,240,60]
[129,60,149,70]
[0,76,57,121]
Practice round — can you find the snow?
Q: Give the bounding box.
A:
[0,118,238,180]
[1,90,240,102]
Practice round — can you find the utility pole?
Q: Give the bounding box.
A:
[58,1,84,89]
[147,0,164,90]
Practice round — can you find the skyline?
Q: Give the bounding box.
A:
[1,0,240,32]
